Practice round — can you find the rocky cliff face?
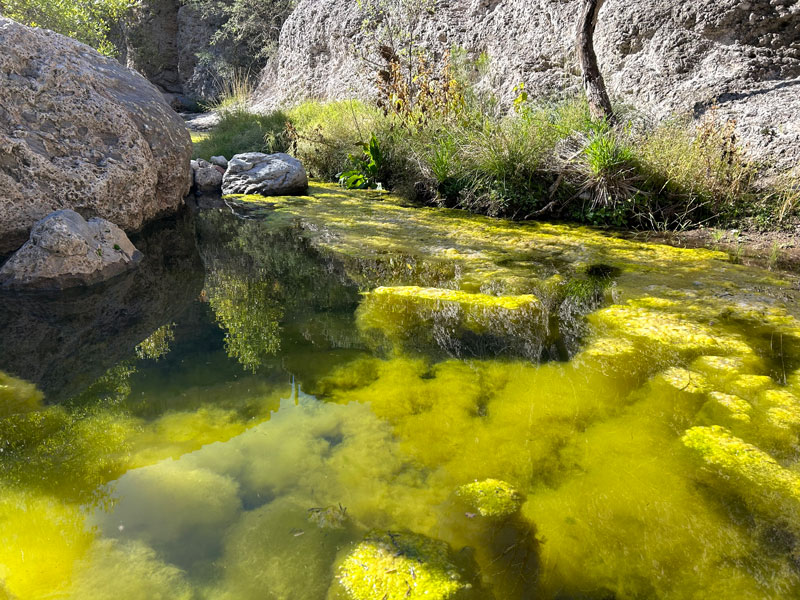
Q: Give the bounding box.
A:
[0,17,192,255]
[121,0,224,105]
[253,0,800,167]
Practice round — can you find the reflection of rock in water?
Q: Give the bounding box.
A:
[0,212,203,403]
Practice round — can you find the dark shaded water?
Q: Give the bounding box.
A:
[3,186,800,599]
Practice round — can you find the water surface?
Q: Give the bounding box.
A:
[2,184,800,599]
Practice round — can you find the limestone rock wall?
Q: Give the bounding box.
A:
[0,17,192,255]
[253,0,800,167]
[123,0,183,94]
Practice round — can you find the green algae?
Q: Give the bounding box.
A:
[208,496,352,600]
[682,425,800,537]
[357,286,544,358]
[6,186,800,600]
[0,372,43,417]
[455,479,522,519]
[332,531,476,600]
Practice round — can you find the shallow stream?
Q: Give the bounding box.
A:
[2,184,800,599]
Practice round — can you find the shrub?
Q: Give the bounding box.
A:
[338,134,385,189]
[192,108,290,160]
[287,100,383,180]
[4,0,132,56]
[637,113,758,227]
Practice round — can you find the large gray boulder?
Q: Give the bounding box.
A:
[222,152,309,196]
[0,17,192,255]
[0,210,142,290]
[253,0,800,168]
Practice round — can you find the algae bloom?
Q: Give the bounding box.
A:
[456,479,522,519]
[4,185,800,599]
[334,531,475,600]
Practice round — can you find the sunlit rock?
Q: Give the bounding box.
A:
[0,210,142,290]
[356,285,545,359]
[455,479,522,520]
[222,152,308,196]
[0,17,191,254]
[331,531,477,600]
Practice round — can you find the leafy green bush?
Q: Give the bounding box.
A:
[338,134,385,189]
[287,100,383,180]
[192,108,290,160]
[3,0,132,55]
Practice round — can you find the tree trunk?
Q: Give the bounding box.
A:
[576,0,615,123]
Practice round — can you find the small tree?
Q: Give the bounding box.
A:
[576,0,614,123]
[2,0,132,56]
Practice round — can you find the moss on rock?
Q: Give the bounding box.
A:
[334,531,475,600]
[356,286,544,359]
[455,479,523,519]
[682,425,800,530]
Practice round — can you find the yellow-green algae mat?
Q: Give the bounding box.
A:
[4,183,800,599]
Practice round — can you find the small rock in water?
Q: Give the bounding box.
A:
[191,159,223,193]
[307,503,348,529]
[0,209,142,290]
[456,479,523,519]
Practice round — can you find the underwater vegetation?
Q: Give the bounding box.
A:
[455,479,522,520]
[357,286,545,359]
[331,531,478,600]
[3,186,800,598]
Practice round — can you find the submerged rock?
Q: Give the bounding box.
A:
[682,425,800,531]
[332,531,476,600]
[0,210,142,290]
[356,285,545,359]
[456,479,522,520]
[0,17,192,255]
[222,152,308,196]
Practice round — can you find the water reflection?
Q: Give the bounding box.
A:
[0,213,203,403]
[4,187,800,599]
